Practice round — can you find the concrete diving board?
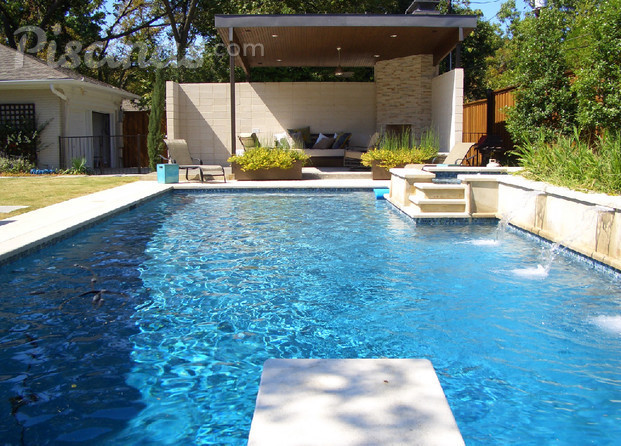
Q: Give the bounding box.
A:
[248,358,464,446]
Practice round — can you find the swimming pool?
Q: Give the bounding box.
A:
[1,191,620,444]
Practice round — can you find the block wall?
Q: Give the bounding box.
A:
[431,68,464,153]
[165,82,377,165]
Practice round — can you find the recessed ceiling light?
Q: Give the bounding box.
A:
[272,34,278,38]
[390,34,397,38]
[374,54,380,58]
[276,59,282,62]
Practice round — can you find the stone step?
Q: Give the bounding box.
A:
[406,211,471,219]
[413,182,466,200]
[302,167,372,180]
[410,197,466,206]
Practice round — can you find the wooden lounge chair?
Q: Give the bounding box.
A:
[162,139,226,182]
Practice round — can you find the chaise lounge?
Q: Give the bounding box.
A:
[163,139,226,182]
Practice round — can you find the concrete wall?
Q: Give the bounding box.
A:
[165,81,377,165]
[0,89,61,168]
[462,175,621,271]
[431,69,464,153]
[374,55,434,139]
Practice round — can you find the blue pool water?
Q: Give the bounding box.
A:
[1,191,620,445]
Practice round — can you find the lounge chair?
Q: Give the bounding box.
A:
[238,133,260,151]
[162,139,226,182]
[344,132,379,168]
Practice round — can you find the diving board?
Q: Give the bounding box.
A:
[248,358,464,446]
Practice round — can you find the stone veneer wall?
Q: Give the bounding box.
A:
[165,81,376,165]
[374,54,434,139]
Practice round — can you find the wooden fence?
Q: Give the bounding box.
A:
[121,111,167,167]
[463,86,516,153]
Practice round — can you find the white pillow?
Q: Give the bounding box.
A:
[315,133,330,143]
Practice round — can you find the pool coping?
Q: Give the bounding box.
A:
[0,179,389,266]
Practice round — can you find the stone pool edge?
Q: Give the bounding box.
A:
[0,181,174,266]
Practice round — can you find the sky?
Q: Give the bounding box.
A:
[468,0,532,24]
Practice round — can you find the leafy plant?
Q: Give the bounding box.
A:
[228,146,309,171]
[64,157,91,175]
[361,128,438,169]
[505,6,577,144]
[514,129,621,195]
[0,118,49,162]
[0,155,35,174]
[570,0,621,138]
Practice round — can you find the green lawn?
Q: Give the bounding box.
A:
[0,176,141,219]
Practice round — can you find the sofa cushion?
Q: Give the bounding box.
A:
[333,132,352,149]
[287,126,311,145]
[312,135,335,149]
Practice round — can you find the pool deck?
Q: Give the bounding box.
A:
[249,359,464,446]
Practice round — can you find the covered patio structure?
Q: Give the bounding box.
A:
[165,13,477,165]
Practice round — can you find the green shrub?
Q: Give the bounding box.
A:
[64,157,91,175]
[361,128,438,169]
[514,130,621,195]
[228,146,309,171]
[0,155,36,174]
[361,147,437,169]
[0,119,49,162]
[147,69,165,171]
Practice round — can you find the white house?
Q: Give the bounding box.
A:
[0,43,139,169]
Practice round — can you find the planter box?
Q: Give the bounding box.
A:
[371,161,405,180]
[232,160,303,181]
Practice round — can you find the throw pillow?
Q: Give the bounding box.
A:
[290,132,304,147]
[287,126,311,144]
[312,136,335,149]
[332,132,352,149]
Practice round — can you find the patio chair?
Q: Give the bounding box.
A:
[162,139,226,182]
[238,133,260,151]
[344,132,379,168]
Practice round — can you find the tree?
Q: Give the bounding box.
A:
[505,5,577,143]
[437,1,503,101]
[147,69,165,170]
[570,0,621,136]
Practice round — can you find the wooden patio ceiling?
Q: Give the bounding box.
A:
[215,14,478,72]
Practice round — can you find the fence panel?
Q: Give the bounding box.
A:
[492,87,516,153]
[122,111,167,168]
[462,87,516,152]
[59,135,145,172]
[463,99,487,143]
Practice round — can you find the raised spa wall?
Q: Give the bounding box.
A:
[388,168,621,271]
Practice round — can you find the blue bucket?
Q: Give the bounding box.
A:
[373,188,390,199]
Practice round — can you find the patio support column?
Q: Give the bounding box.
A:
[455,27,464,68]
[229,27,236,156]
